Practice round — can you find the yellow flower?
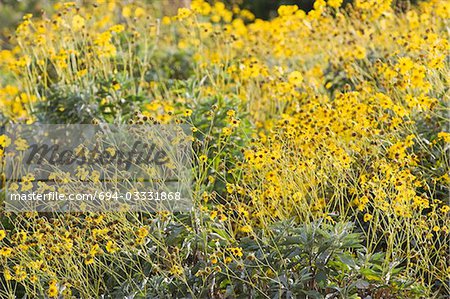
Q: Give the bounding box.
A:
[210,210,218,220]
[177,8,192,19]
[239,225,252,233]
[440,205,450,214]
[14,137,28,150]
[106,240,119,253]
[13,265,27,281]
[230,118,240,127]
[3,269,13,281]
[30,274,38,283]
[226,183,235,193]
[211,15,221,23]
[122,6,132,18]
[0,247,12,257]
[218,214,228,221]
[135,7,146,18]
[48,280,58,298]
[354,45,366,60]
[363,213,373,222]
[72,15,85,31]
[112,82,121,91]
[0,135,11,147]
[210,254,218,264]
[75,166,89,181]
[91,170,100,183]
[328,0,343,8]
[397,57,414,74]
[20,180,32,192]
[30,260,43,270]
[437,132,450,143]
[89,244,101,256]
[169,265,183,276]
[0,230,6,241]
[62,284,72,297]
[184,109,193,117]
[222,127,233,136]
[136,227,149,238]
[84,256,95,265]
[109,24,125,34]
[287,71,303,87]
[162,16,171,25]
[228,247,243,258]
[278,5,298,16]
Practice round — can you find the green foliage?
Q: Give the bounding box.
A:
[33,79,145,124]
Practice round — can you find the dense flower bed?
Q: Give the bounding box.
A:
[0,0,449,297]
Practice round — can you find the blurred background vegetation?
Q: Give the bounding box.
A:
[233,0,420,18]
[0,0,324,47]
[227,0,317,19]
[0,0,421,48]
[0,0,321,31]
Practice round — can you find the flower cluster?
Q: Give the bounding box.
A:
[0,0,448,297]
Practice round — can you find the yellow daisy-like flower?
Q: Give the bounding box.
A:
[210,210,218,220]
[48,280,58,298]
[0,135,11,147]
[84,256,95,265]
[363,213,373,222]
[328,0,343,8]
[239,225,252,233]
[177,8,192,19]
[106,240,119,254]
[397,57,414,74]
[136,227,149,238]
[354,45,367,60]
[228,247,243,258]
[0,230,6,241]
[0,247,13,257]
[3,269,13,281]
[210,254,218,264]
[287,71,303,87]
[14,137,28,151]
[72,15,85,32]
[169,265,184,276]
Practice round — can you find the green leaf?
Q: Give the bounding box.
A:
[315,270,328,288]
[360,268,382,281]
[337,253,357,269]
